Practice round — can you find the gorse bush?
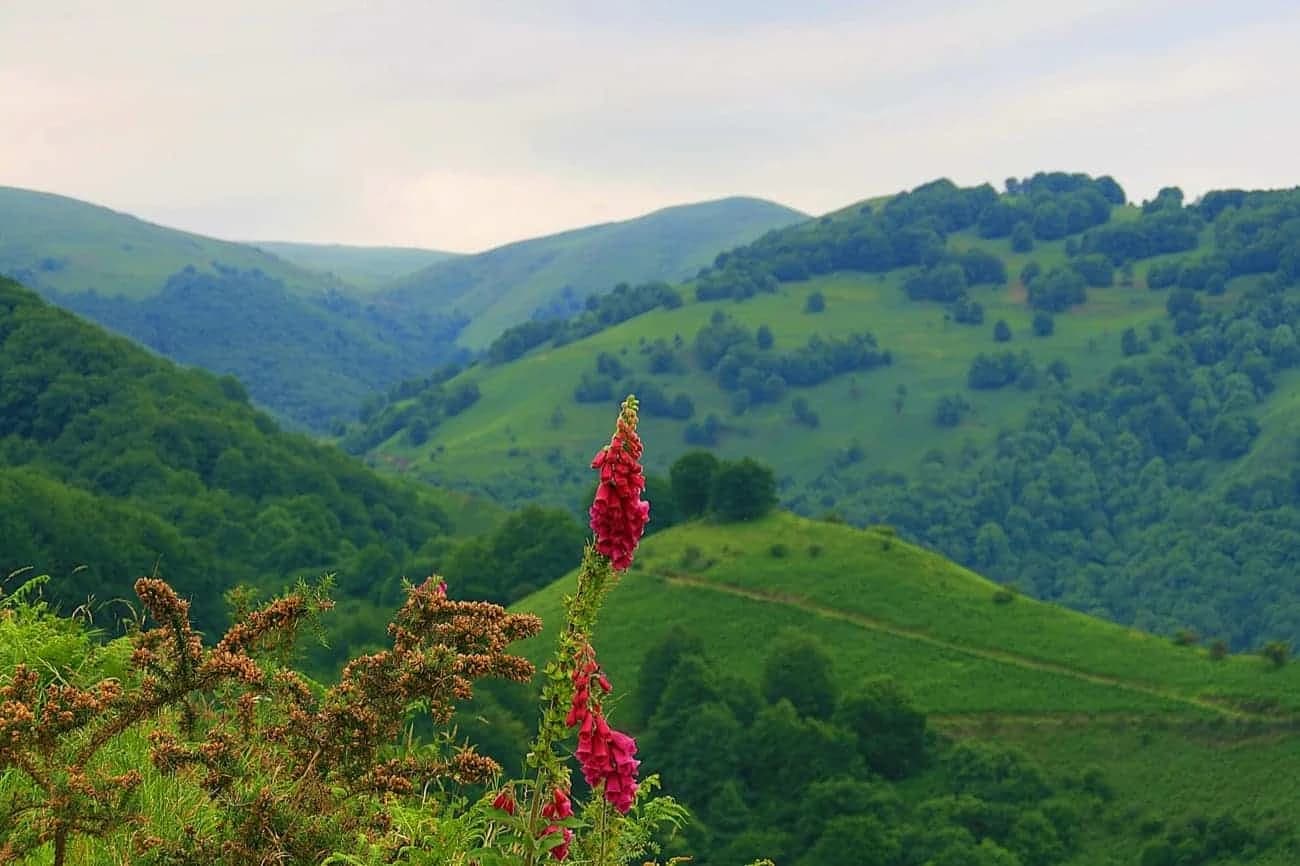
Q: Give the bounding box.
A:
[0,396,700,866]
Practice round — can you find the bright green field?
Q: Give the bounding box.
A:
[512,513,1300,864]
[513,513,1300,718]
[373,223,1213,506]
[0,186,345,299]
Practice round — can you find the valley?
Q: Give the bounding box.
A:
[4,172,1300,866]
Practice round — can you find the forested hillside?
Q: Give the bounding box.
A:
[505,512,1300,866]
[356,174,1300,652]
[0,187,469,429]
[1,188,803,429]
[0,277,454,652]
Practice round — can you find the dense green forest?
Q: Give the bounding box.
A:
[353,174,1300,653]
[52,266,469,430]
[0,277,453,659]
[798,186,1300,649]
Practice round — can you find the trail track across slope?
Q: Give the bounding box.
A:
[663,573,1297,724]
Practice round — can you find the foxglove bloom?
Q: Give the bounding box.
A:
[491,789,516,815]
[566,643,640,813]
[539,786,574,860]
[590,396,650,570]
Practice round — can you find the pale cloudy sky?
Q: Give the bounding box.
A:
[2,1,1298,252]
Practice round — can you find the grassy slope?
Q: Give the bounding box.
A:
[514,513,1300,864]
[0,186,345,298]
[372,213,1209,504]
[378,196,808,348]
[251,241,461,292]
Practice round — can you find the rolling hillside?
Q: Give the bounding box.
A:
[377,196,807,347]
[252,240,460,291]
[513,512,1300,864]
[0,275,474,667]
[0,186,467,429]
[1,187,804,428]
[358,175,1300,653]
[0,186,347,299]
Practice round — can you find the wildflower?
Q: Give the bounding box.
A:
[575,711,640,814]
[491,789,517,815]
[566,643,640,814]
[540,786,574,860]
[589,396,650,570]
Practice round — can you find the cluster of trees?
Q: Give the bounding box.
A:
[486,280,683,364]
[0,279,451,656]
[691,175,1122,305]
[437,505,587,605]
[1140,812,1285,866]
[1077,205,1201,263]
[980,172,1125,241]
[573,351,696,419]
[967,351,1040,390]
[903,248,1008,303]
[1025,266,1088,313]
[53,264,469,430]
[934,394,972,428]
[796,187,1300,647]
[342,364,481,453]
[633,628,1106,866]
[669,451,778,523]
[693,312,892,411]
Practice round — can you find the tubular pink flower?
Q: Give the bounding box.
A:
[539,786,574,860]
[589,396,650,571]
[566,643,640,813]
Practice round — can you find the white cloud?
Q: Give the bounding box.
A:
[1,0,1297,249]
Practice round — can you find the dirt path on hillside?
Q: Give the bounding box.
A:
[663,573,1291,723]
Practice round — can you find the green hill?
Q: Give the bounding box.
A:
[1,188,803,428]
[377,196,807,347]
[358,175,1300,652]
[512,512,1300,864]
[251,241,461,291]
[0,276,469,666]
[0,186,347,299]
[0,186,468,429]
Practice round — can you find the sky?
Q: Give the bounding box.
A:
[2,1,1299,252]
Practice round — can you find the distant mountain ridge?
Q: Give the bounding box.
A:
[0,186,345,299]
[378,196,808,347]
[251,241,461,292]
[0,186,805,427]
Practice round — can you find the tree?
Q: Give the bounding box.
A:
[710,457,777,522]
[834,676,927,780]
[1032,312,1054,337]
[756,324,775,350]
[893,384,908,415]
[792,396,820,428]
[1121,327,1144,356]
[633,627,706,724]
[1010,221,1034,252]
[993,320,1012,343]
[762,631,837,719]
[934,394,971,428]
[643,473,677,535]
[670,451,720,519]
[801,816,901,866]
[1261,640,1290,668]
[805,291,826,313]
